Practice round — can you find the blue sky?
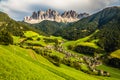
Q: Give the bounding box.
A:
[0,0,120,21]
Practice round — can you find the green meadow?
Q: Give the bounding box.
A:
[0,31,120,80]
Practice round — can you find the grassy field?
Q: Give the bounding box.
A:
[62,30,100,55]
[0,45,98,80]
[110,50,120,59]
[63,30,99,48]
[1,31,120,80]
[0,45,65,80]
[76,42,99,49]
[13,36,25,44]
[24,31,40,37]
[0,45,120,80]
[97,65,120,80]
[21,31,64,47]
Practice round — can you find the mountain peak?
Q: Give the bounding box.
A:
[24,9,89,24]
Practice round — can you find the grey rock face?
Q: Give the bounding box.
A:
[24,9,89,24]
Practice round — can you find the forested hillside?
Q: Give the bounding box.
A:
[0,11,44,36]
[54,6,120,53]
[54,6,120,40]
[30,20,70,35]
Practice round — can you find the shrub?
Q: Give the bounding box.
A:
[0,30,13,45]
[68,45,74,50]
[33,48,61,66]
[37,38,40,41]
[62,58,72,66]
[107,58,120,69]
[74,45,96,55]
[44,38,55,43]
[80,63,90,72]
[27,43,43,47]
[27,37,33,40]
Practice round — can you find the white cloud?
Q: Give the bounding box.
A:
[0,0,120,20]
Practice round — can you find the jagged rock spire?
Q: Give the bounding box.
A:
[24,9,89,24]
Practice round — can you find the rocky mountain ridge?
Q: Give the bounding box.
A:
[24,9,89,24]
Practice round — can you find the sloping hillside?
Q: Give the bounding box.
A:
[30,20,68,35]
[0,11,44,36]
[1,45,120,80]
[0,45,97,80]
[54,6,120,40]
[0,28,120,80]
[54,6,120,53]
